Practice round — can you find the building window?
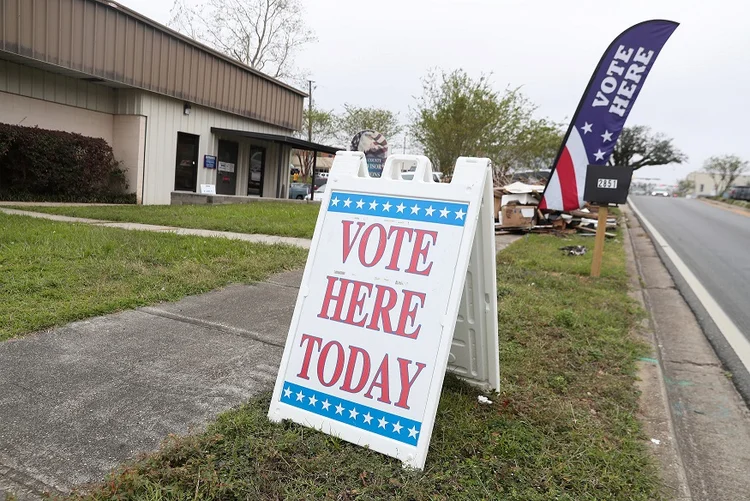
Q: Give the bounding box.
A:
[700,184,704,193]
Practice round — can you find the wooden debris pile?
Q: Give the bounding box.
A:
[493,182,619,237]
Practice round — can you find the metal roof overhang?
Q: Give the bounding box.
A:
[211,128,340,155]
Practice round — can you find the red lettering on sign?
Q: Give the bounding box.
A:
[342,220,366,263]
[358,223,387,267]
[394,358,427,409]
[296,334,323,380]
[405,229,438,276]
[366,285,398,333]
[339,221,437,274]
[340,345,371,394]
[318,276,350,322]
[317,340,345,387]
[394,290,426,339]
[343,280,373,327]
[364,354,391,404]
[316,277,426,340]
[297,335,427,410]
[385,226,413,271]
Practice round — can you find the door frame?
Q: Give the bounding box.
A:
[248,145,266,197]
[174,132,200,192]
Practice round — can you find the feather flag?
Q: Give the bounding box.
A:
[540,20,679,211]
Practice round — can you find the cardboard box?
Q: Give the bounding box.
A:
[500,205,536,228]
[493,193,502,221]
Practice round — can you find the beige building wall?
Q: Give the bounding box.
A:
[133,92,293,204]
[0,59,298,205]
[687,171,750,196]
[0,59,116,114]
[0,60,118,143]
[0,90,115,143]
[112,115,146,203]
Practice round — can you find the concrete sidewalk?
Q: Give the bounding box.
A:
[0,206,520,500]
[0,208,311,249]
[0,270,302,500]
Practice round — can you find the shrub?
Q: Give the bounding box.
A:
[0,123,132,203]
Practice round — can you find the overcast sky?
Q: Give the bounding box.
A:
[120,0,749,184]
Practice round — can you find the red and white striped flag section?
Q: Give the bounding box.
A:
[540,20,679,212]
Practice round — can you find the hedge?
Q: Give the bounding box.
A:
[0,123,133,203]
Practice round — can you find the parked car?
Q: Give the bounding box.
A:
[306,182,328,201]
[405,167,443,183]
[289,182,310,200]
[727,186,750,201]
[401,172,442,183]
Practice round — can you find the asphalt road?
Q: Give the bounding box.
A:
[630,196,750,341]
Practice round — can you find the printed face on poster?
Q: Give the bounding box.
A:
[269,153,489,469]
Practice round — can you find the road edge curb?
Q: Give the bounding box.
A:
[622,206,692,500]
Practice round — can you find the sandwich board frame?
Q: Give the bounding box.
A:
[268,152,499,469]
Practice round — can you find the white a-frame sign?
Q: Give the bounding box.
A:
[268,152,499,469]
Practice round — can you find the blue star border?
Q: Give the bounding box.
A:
[280,381,422,446]
[327,191,469,227]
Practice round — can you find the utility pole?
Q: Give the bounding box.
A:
[403,133,407,154]
[307,80,314,191]
[307,80,314,142]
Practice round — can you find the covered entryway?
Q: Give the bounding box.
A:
[211,128,339,200]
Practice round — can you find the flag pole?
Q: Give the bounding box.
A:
[590,205,608,277]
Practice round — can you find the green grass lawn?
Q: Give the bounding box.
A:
[9,202,321,238]
[0,213,308,341]
[66,229,661,500]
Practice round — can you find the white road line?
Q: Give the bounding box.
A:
[629,199,750,372]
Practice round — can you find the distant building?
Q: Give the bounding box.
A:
[686,171,750,197]
[0,0,336,204]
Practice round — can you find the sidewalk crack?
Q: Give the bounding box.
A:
[139,307,285,348]
[667,359,720,368]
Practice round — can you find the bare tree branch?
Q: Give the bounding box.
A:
[168,0,315,83]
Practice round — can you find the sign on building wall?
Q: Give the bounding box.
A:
[204,155,217,169]
[269,152,498,469]
[200,184,216,195]
[217,161,235,173]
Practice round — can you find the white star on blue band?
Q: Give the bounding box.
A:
[280,381,422,446]
[328,191,469,227]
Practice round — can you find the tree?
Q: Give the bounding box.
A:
[294,106,337,178]
[609,125,687,170]
[410,69,558,180]
[675,178,695,197]
[168,0,315,81]
[703,155,749,196]
[507,119,563,174]
[336,105,402,146]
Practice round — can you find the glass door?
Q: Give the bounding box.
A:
[248,146,266,196]
[216,140,239,195]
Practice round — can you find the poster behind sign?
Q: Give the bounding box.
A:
[218,161,235,173]
[351,130,388,178]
